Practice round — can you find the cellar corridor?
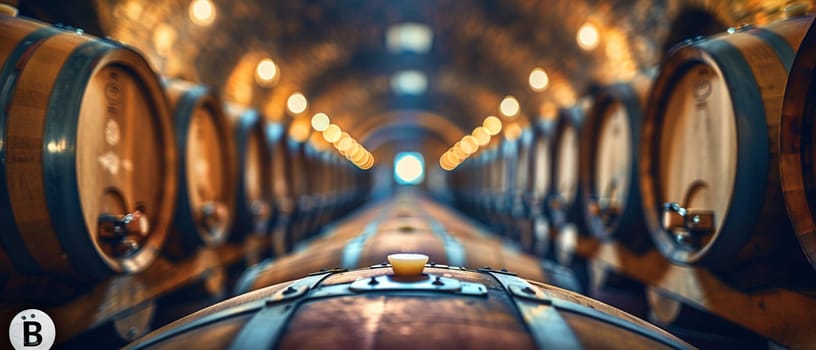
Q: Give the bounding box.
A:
[1,1,816,349]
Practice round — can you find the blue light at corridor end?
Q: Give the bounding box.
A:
[394,152,424,185]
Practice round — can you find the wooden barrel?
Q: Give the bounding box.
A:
[0,14,177,279]
[522,119,556,256]
[163,79,236,256]
[512,128,535,247]
[225,107,272,240]
[579,76,653,254]
[498,137,519,238]
[265,121,291,253]
[640,13,815,288]
[233,196,549,295]
[126,264,691,350]
[780,13,816,271]
[547,106,586,228]
[284,138,310,245]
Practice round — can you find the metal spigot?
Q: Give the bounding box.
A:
[661,202,714,248]
[198,201,228,235]
[99,210,149,257]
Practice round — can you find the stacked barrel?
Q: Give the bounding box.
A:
[0,10,372,288]
[449,6,816,292]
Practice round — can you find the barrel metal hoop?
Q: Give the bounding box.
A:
[229,270,340,350]
[127,269,340,350]
[44,40,118,279]
[483,270,582,350]
[0,26,60,273]
[744,27,796,71]
[486,270,690,350]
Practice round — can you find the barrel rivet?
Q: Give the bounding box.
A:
[521,286,536,294]
[282,286,298,295]
[368,277,379,286]
[432,276,444,286]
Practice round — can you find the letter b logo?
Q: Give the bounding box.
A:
[9,309,55,350]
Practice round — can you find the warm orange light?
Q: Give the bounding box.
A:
[311,112,330,131]
[189,0,216,26]
[500,95,520,118]
[335,133,353,152]
[452,143,468,160]
[504,123,523,141]
[483,116,502,135]
[472,127,491,146]
[529,68,549,91]
[322,124,342,143]
[288,117,311,142]
[287,92,308,115]
[577,22,600,50]
[255,58,279,87]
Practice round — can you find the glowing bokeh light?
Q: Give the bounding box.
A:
[529,68,550,91]
[577,22,600,50]
[189,0,216,26]
[394,152,425,184]
[287,92,308,115]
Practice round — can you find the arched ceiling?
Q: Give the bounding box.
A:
[17,0,802,163]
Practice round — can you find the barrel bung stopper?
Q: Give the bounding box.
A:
[0,4,18,16]
[388,253,428,276]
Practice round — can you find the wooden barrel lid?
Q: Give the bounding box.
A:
[226,107,272,239]
[580,79,654,253]
[658,62,737,253]
[642,15,815,271]
[530,119,555,210]
[165,81,237,250]
[76,63,177,273]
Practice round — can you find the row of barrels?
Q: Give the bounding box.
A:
[0,10,370,286]
[451,8,816,290]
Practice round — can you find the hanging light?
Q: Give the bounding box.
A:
[189,0,216,26]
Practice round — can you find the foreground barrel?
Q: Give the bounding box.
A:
[126,264,691,350]
[0,14,177,279]
[640,13,815,287]
[780,16,816,271]
[226,107,273,240]
[579,76,653,253]
[164,80,236,256]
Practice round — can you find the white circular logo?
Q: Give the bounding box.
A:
[8,309,55,350]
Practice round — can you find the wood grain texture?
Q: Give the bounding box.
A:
[640,15,816,286]
[575,236,816,349]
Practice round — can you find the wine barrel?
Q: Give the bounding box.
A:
[523,119,556,256]
[163,79,236,256]
[547,106,586,228]
[284,138,310,245]
[234,196,549,295]
[499,137,519,238]
[225,107,272,240]
[126,263,692,350]
[780,12,816,271]
[512,128,535,248]
[640,12,815,287]
[265,121,292,254]
[0,14,177,279]
[579,75,653,254]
